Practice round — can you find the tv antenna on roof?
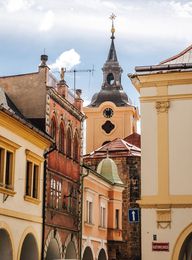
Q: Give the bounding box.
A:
[65,66,94,93]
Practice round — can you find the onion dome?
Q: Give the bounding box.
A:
[97,156,123,185]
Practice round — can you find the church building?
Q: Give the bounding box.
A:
[83,15,141,260]
[84,14,139,154]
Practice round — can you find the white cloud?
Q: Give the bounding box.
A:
[50,49,81,71]
[3,0,33,12]
[169,1,192,18]
[39,10,55,31]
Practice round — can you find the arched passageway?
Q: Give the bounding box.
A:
[0,228,13,260]
[20,233,38,260]
[65,240,77,259]
[45,238,61,260]
[179,232,192,260]
[98,248,107,260]
[82,246,93,260]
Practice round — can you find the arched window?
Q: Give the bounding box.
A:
[59,123,65,153]
[66,127,72,158]
[50,117,56,140]
[73,132,79,162]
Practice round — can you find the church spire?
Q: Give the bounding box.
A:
[107,13,117,62]
[87,14,132,107]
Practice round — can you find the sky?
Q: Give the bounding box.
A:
[1,0,192,107]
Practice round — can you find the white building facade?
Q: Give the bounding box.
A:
[129,45,192,260]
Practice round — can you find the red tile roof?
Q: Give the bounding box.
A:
[84,137,141,159]
[124,133,141,148]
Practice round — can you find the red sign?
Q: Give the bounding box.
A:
[152,242,169,252]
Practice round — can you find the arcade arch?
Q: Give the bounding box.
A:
[0,228,13,260]
[82,246,94,260]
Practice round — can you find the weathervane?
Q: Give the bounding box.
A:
[109,13,116,39]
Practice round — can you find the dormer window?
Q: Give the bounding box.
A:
[107,73,114,85]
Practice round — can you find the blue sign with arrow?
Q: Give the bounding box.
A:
[128,208,140,223]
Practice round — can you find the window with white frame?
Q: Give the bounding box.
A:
[100,205,106,228]
[86,199,93,224]
[50,177,62,209]
[50,178,56,208]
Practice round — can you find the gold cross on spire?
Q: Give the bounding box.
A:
[109,13,116,37]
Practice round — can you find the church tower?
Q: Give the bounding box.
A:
[84,14,139,154]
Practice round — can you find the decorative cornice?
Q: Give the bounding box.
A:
[156,209,171,229]
[47,88,85,122]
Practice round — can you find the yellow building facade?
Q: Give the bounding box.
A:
[129,45,192,260]
[0,89,52,260]
[84,16,139,154]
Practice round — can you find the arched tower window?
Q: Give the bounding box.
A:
[59,123,65,153]
[50,117,56,140]
[73,132,79,162]
[66,127,72,158]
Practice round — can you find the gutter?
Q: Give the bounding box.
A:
[135,62,192,72]
[41,144,57,260]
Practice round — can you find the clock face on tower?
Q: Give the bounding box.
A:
[103,108,114,118]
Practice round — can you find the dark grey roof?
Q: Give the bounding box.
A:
[0,87,25,118]
[107,38,118,62]
[88,88,132,107]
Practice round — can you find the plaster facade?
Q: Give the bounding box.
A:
[0,106,52,260]
[84,102,138,154]
[129,45,192,260]
[82,160,124,260]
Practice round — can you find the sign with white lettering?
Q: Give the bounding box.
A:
[152,242,169,252]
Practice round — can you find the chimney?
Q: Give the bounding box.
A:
[39,54,48,68]
[75,89,83,111]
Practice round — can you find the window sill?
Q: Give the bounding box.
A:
[24,195,41,205]
[0,187,16,196]
[84,221,94,227]
[98,226,107,230]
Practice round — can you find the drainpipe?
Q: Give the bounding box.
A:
[79,164,90,260]
[41,144,57,260]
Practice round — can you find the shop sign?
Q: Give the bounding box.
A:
[152,242,169,252]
